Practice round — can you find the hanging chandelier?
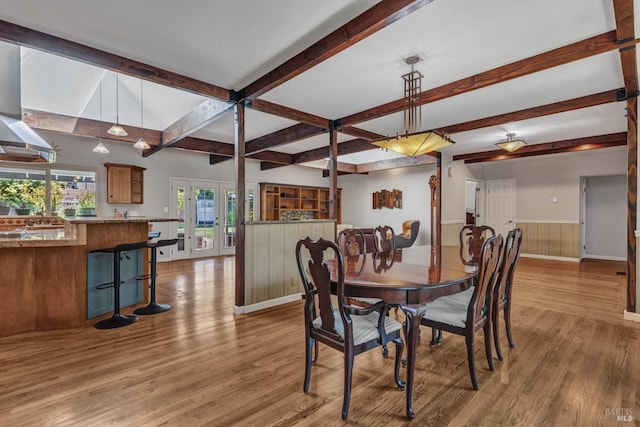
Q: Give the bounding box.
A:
[372,55,454,157]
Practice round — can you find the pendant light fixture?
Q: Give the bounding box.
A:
[107,73,128,137]
[372,55,454,157]
[496,132,527,152]
[93,77,110,154]
[134,79,151,149]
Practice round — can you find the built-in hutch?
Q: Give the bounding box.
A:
[259,183,341,222]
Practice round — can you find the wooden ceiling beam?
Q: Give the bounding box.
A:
[22,108,162,145]
[248,150,293,164]
[441,89,623,134]
[0,19,231,101]
[249,99,328,128]
[209,154,231,165]
[339,126,385,140]
[171,136,234,156]
[300,159,357,174]
[145,100,233,157]
[340,31,618,126]
[453,133,627,164]
[613,0,638,94]
[244,123,324,155]
[292,138,373,164]
[355,154,436,173]
[242,0,433,99]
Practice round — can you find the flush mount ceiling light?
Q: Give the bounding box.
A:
[496,133,527,152]
[372,55,454,157]
[93,78,110,154]
[133,79,151,150]
[107,73,128,137]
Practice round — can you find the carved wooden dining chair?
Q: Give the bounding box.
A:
[337,228,395,357]
[459,224,495,265]
[420,234,503,390]
[373,225,396,253]
[337,228,367,256]
[492,228,523,361]
[296,237,405,419]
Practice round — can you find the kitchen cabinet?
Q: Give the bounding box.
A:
[105,163,145,204]
[260,183,341,222]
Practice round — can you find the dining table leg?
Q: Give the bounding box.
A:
[399,304,428,419]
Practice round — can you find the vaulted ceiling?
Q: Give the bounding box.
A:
[0,0,636,171]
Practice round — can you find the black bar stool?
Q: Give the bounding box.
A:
[134,238,179,315]
[90,240,148,329]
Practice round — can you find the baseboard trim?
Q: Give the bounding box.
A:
[233,293,302,315]
[583,254,626,262]
[623,310,640,322]
[521,253,580,263]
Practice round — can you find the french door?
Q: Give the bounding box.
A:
[170,179,258,259]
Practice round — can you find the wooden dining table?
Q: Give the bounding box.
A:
[329,244,478,419]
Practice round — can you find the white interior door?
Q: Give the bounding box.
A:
[485,179,516,236]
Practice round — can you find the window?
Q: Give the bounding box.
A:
[0,164,96,216]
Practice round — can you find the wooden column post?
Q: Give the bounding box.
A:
[627,96,637,313]
[329,122,338,221]
[234,102,246,308]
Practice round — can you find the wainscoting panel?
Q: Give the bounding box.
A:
[441,222,464,246]
[518,222,579,259]
[244,220,335,306]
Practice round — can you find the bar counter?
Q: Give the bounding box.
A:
[0,216,175,337]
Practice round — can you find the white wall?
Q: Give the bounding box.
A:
[338,164,436,246]
[479,147,626,222]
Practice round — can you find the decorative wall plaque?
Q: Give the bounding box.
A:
[372,189,402,209]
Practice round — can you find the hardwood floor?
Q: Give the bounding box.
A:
[0,256,638,426]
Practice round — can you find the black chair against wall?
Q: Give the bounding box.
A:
[460,225,495,265]
[91,240,149,329]
[373,225,396,253]
[134,238,179,315]
[393,220,420,249]
[492,228,523,361]
[420,234,503,390]
[296,236,405,420]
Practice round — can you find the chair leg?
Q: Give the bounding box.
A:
[312,339,319,364]
[393,337,405,390]
[483,322,494,371]
[493,305,504,361]
[304,336,313,393]
[465,334,479,390]
[505,303,515,348]
[430,328,442,345]
[378,304,391,358]
[342,348,354,420]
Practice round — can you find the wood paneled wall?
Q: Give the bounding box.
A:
[244,221,335,305]
[518,222,580,259]
[441,221,580,259]
[441,222,464,246]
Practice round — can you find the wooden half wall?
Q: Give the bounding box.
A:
[243,220,335,309]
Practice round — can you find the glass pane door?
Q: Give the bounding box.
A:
[192,182,217,258]
[170,179,189,260]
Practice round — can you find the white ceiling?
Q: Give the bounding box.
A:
[0,0,635,165]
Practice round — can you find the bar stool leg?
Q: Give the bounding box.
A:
[95,251,138,329]
[134,245,171,315]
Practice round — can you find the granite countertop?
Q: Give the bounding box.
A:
[68,216,178,224]
[0,228,79,248]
